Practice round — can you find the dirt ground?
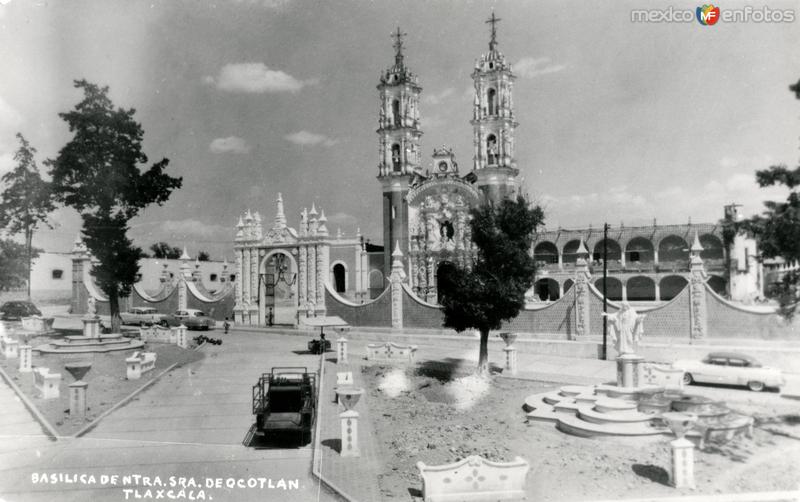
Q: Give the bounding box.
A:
[362,362,800,502]
[0,332,205,436]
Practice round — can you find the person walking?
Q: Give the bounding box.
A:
[223,317,230,335]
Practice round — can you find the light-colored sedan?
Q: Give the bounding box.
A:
[120,307,168,326]
[673,352,785,392]
[164,309,216,330]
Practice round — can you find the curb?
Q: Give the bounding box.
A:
[310,353,360,502]
[0,362,60,441]
[73,342,207,438]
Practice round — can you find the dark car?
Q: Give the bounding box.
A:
[0,300,42,321]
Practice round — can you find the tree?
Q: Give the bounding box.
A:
[149,242,183,259]
[197,250,211,261]
[438,195,544,374]
[48,80,182,331]
[0,134,55,298]
[729,78,800,316]
[0,239,40,291]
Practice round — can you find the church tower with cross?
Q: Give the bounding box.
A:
[377,27,423,282]
[471,12,519,203]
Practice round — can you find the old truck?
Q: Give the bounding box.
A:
[252,367,317,444]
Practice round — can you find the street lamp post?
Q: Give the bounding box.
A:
[602,222,609,360]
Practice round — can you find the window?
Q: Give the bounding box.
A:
[728,359,746,367]
[487,88,497,115]
[391,144,401,172]
[708,358,727,366]
[392,99,401,126]
[51,269,63,280]
[630,251,640,262]
[230,274,236,282]
[333,264,346,293]
[210,274,218,282]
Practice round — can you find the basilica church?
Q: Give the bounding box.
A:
[231,15,523,325]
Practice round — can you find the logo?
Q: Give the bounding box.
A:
[697,4,721,25]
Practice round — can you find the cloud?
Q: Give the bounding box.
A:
[284,130,338,147]
[423,87,455,105]
[421,115,446,129]
[206,63,313,93]
[154,219,231,239]
[0,152,14,176]
[326,211,357,228]
[514,57,567,79]
[719,155,774,170]
[209,136,250,154]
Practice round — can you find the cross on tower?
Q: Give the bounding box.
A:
[392,26,406,63]
[486,11,501,50]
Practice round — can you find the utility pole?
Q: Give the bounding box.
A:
[602,222,609,360]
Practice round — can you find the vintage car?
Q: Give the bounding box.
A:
[673,352,785,392]
[252,367,316,444]
[120,307,168,326]
[163,309,216,330]
[0,300,42,321]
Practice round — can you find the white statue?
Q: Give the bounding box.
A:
[87,296,97,317]
[602,302,646,355]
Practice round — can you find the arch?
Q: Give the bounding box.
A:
[594,277,622,301]
[391,144,401,172]
[392,99,401,127]
[592,239,622,262]
[368,269,384,299]
[658,235,689,263]
[625,237,654,263]
[332,263,346,293]
[627,276,656,301]
[707,275,727,296]
[534,278,560,301]
[563,278,574,293]
[259,249,299,326]
[659,275,688,301]
[486,134,498,165]
[436,261,458,303]
[534,241,559,265]
[562,239,583,264]
[487,88,497,115]
[699,234,724,260]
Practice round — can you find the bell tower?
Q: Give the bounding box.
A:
[377,27,422,279]
[471,12,519,203]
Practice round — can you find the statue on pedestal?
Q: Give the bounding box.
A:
[602,302,646,355]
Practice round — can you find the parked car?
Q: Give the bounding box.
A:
[120,307,168,326]
[164,309,216,330]
[0,300,42,321]
[672,352,785,392]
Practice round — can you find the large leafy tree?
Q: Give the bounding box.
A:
[0,239,40,291]
[729,78,800,315]
[0,134,55,298]
[48,80,182,331]
[439,195,544,374]
[149,242,183,259]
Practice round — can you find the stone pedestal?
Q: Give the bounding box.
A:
[127,358,142,380]
[336,337,348,364]
[3,339,19,359]
[69,381,88,418]
[616,354,644,388]
[503,347,518,376]
[82,316,101,339]
[670,437,695,489]
[340,410,360,457]
[176,325,187,349]
[18,345,32,372]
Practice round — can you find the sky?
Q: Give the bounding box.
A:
[0,0,798,260]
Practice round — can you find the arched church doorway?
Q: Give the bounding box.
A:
[259,250,298,326]
[332,263,346,293]
[436,261,458,304]
[535,278,560,301]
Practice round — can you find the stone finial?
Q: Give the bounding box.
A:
[309,204,318,235]
[390,241,406,282]
[576,239,589,257]
[356,227,362,238]
[690,231,704,266]
[180,246,191,261]
[236,216,244,228]
[317,209,329,236]
[244,209,253,222]
[274,192,287,229]
[300,208,308,237]
[71,234,87,254]
[253,211,261,224]
[337,228,343,240]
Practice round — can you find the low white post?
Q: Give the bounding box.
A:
[69,381,88,418]
[126,356,142,380]
[336,337,348,364]
[18,345,32,373]
[670,438,695,489]
[340,410,360,457]
[503,346,518,376]
[176,325,187,349]
[4,339,19,359]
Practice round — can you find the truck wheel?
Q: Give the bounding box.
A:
[747,381,764,392]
